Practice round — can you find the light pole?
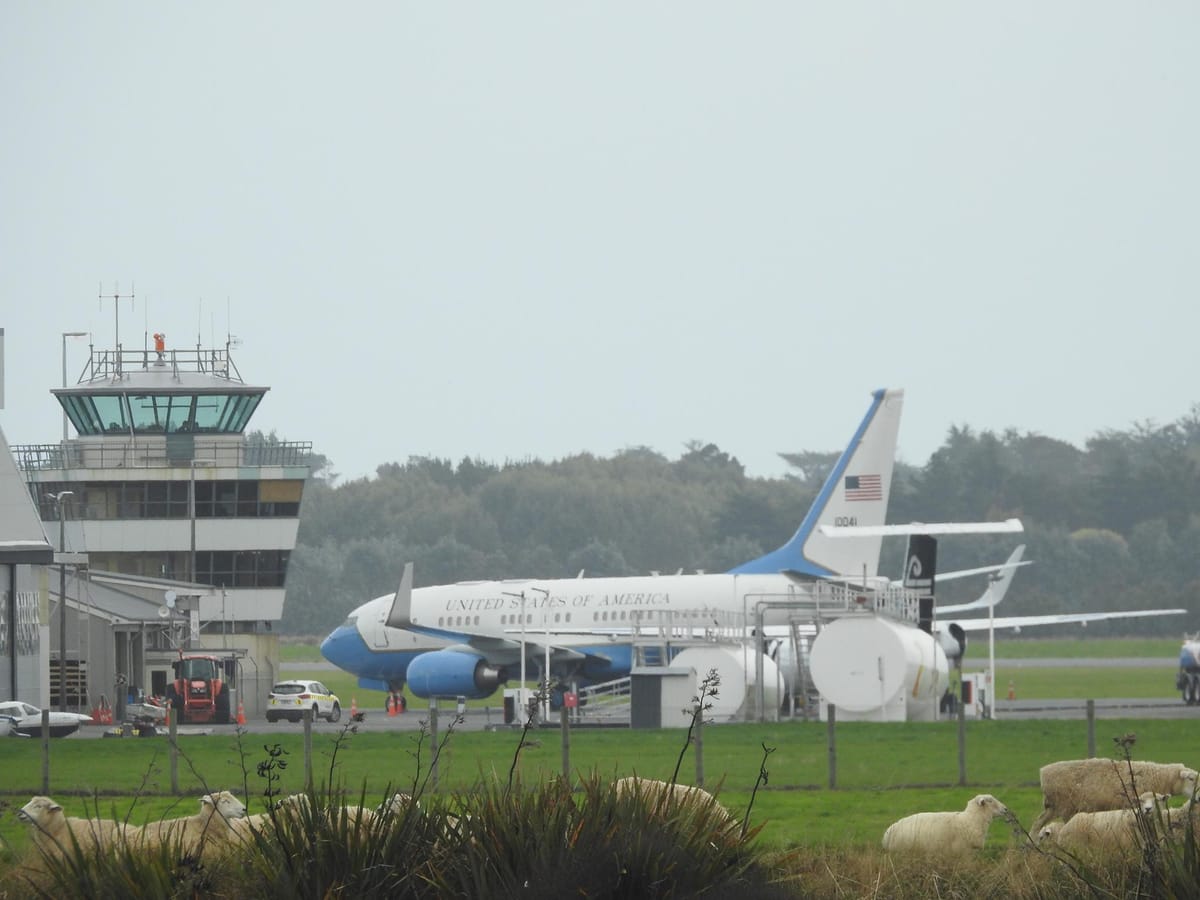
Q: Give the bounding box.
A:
[503,591,527,716]
[61,332,87,442]
[530,587,551,720]
[47,491,74,710]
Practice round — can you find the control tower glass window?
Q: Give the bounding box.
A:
[64,395,132,434]
[60,391,264,436]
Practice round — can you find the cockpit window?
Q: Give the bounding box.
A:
[341,616,357,628]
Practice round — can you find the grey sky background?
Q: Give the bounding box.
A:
[2,4,1196,483]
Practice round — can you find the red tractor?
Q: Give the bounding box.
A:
[165,653,232,724]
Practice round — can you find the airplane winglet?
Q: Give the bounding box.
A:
[385,562,414,630]
[980,544,1025,610]
[927,545,1028,615]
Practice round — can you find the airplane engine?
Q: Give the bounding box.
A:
[937,624,967,667]
[406,650,505,699]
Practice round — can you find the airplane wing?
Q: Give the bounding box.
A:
[818,519,1024,538]
[459,634,589,664]
[951,608,1188,632]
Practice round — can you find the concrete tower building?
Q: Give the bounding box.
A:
[13,334,311,719]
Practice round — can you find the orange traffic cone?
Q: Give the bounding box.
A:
[1007,680,1016,701]
[236,698,246,725]
[351,696,358,718]
[388,694,397,717]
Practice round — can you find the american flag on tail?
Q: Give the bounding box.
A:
[844,474,882,502]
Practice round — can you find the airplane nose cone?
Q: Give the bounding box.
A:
[320,625,365,671]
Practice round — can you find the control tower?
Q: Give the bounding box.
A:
[13,335,311,717]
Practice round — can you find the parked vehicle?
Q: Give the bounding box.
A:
[266,680,341,723]
[165,653,232,724]
[0,701,94,738]
[1177,636,1200,704]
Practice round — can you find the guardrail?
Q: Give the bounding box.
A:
[12,440,313,471]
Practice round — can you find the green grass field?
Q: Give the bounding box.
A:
[3,717,1198,855]
[7,639,1180,855]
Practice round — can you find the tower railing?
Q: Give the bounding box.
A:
[75,344,245,384]
[12,439,313,471]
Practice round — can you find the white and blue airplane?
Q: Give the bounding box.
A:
[321,387,908,699]
[319,388,1182,705]
[320,388,1026,702]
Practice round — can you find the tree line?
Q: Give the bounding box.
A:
[276,408,1200,639]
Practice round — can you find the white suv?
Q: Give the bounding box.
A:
[266,680,341,723]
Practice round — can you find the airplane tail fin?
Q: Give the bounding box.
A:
[730,388,903,578]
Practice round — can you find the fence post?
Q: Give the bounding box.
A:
[429,698,439,793]
[169,707,179,794]
[957,670,967,787]
[303,708,313,792]
[41,708,50,794]
[560,703,571,784]
[1086,700,1096,758]
[827,704,837,789]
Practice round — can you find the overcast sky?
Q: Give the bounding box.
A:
[2,4,1196,483]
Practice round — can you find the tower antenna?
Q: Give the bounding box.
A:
[99,281,135,351]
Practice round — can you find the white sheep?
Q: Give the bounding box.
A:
[1137,791,1195,834]
[881,794,1009,855]
[1035,821,1059,847]
[1031,759,1198,832]
[331,803,380,836]
[131,791,247,858]
[1041,791,1168,855]
[1164,795,1198,834]
[233,794,383,844]
[377,792,417,817]
[17,796,124,858]
[613,777,737,830]
[228,793,313,845]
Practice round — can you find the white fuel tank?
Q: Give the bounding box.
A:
[670,645,782,721]
[809,616,948,722]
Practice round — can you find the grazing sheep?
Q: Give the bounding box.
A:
[332,804,380,836]
[881,794,1009,855]
[1165,795,1198,833]
[1031,759,1198,832]
[1036,821,1059,847]
[227,812,272,845]
[1042,791,1168,854]
[613,777,737,830]
[280,793,379,831]
[132,791,247,858]
[377,792,416,817]
[233,794,385,844]
[17,796,123,858]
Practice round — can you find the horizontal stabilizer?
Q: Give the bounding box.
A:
[936,559,1032,584]
[818,518,1024,538]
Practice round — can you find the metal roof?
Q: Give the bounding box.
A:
[0,424,53,563]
